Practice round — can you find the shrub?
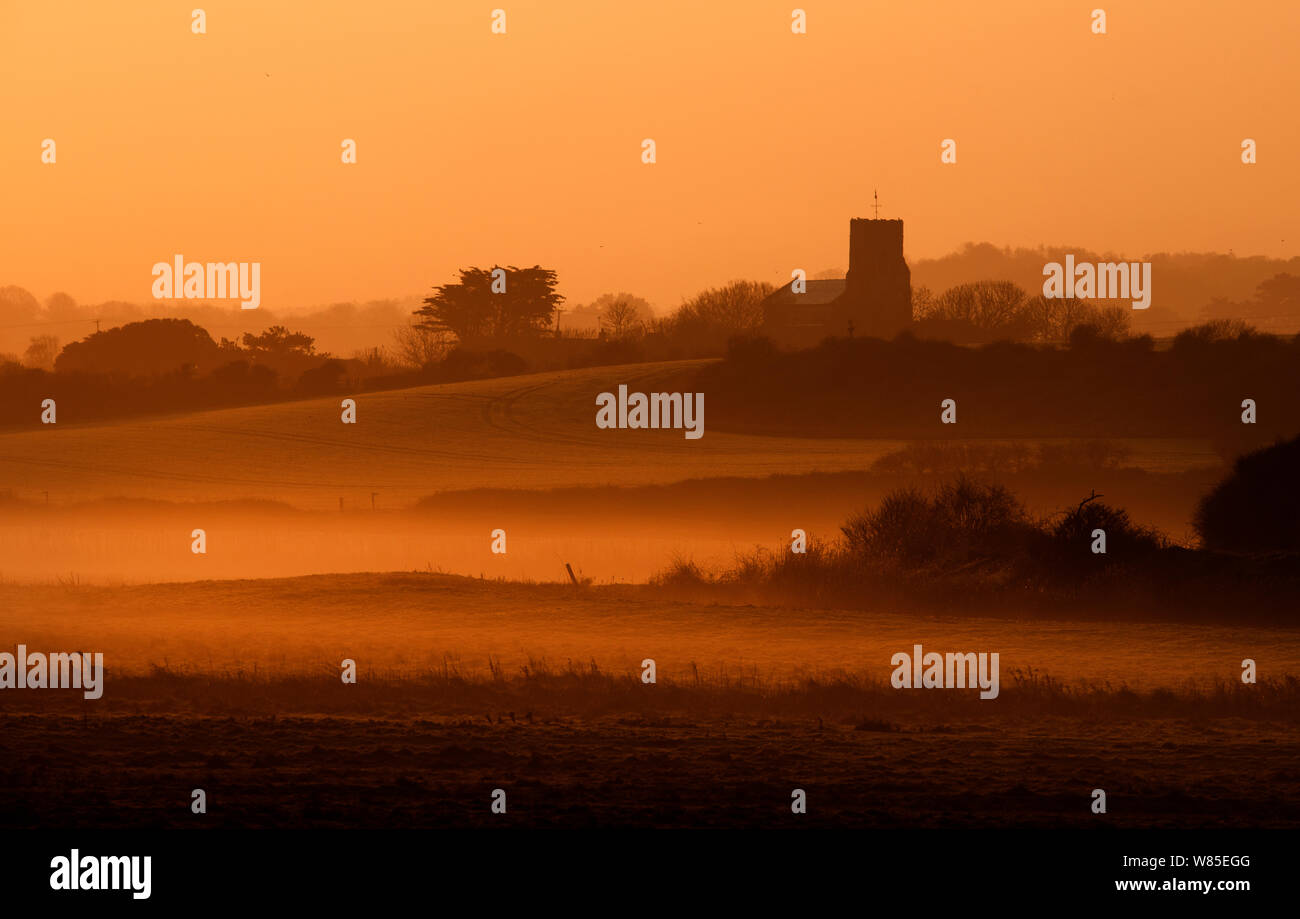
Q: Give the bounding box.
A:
[843,477,1031,565]
[1050,497,1164,563]
[1195,435,1300,552]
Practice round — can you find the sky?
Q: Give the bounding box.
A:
[2,0,1297,314]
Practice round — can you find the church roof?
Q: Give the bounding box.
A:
[761,278,846,308]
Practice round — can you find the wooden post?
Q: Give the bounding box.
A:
[565,563,578,586]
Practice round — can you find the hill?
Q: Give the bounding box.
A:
[0,360,913,508]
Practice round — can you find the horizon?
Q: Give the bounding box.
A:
[7,236,1299,318]
[4,0,1297,312]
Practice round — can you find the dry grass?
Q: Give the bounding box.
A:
[3,661,1296,722]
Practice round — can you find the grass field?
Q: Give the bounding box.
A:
[7,707,1295,828]
[3,572,1297,830]
[0,363,1285,829]
[0,360,1224,584]
[0,361,1220,510]
[3,572,1294,686]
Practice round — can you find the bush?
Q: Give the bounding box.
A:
[54,318,223,376]
[1050,497,1164,564]
[1195,435,1300,552]
[842,487,936,562]
[842,477,1031,565]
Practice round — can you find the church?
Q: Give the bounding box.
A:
[761,215,913,347]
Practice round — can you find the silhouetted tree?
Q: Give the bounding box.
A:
[1174,318,1256,348]
[1018,295,1130,342]
[678,280,772,332]
[416,265,563,341]
[910,286,936,317]
[392,320,453,368]
[600,298,645,339]
[657,280,774,354]
[1195,435,1300,552]
[926,281,1030,336]
[54,318,222,376]
[843,477,1031,564]
[242,325,316,357]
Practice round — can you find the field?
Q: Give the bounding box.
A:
[2,573,1298,828]
[5,709,1296,828]
[0,362,1222,583]
[3,573,1296,684]
[0,361,917,508]
[0,362,1291,829]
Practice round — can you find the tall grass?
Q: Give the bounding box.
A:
[1,661,1294,722]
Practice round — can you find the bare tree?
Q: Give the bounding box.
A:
[23,335,60,370]
[569,292,653,336]
[600,298,644,339]
[910,286,937,319]
[1084,305,1133,341]
[672,280,774,334]
[931,281,1028,332]
[392,320,453,368]
[1022,296,1131,342]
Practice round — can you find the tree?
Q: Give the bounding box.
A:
[910,286,936,317]
[55,318,223,376]
[668,280,774,337]
[415,265,564,341]
[42,292,79,322]
[1175,318,1255,345]
[1019,295,1131,342]
[0,286,40,324]
[562,292,652,336]
[1194,435,1300,552]
[600,298,646,339]
[392,320,454,368]
[23,335,60,370]
[928,281,1029,334]
[1079,305,1131,341]
[1199,273,1300,329]
[241,325,316,357]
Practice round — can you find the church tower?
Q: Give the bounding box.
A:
[839,216,912,337]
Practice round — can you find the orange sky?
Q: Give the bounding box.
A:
[2,0,1296,314]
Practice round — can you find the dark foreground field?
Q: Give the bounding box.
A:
[4,573,1298,829]
[3,672,1297,829]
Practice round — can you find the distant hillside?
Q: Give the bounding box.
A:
[0,288,418,360]
[0,360,900,509]
[911,243,1300,336]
